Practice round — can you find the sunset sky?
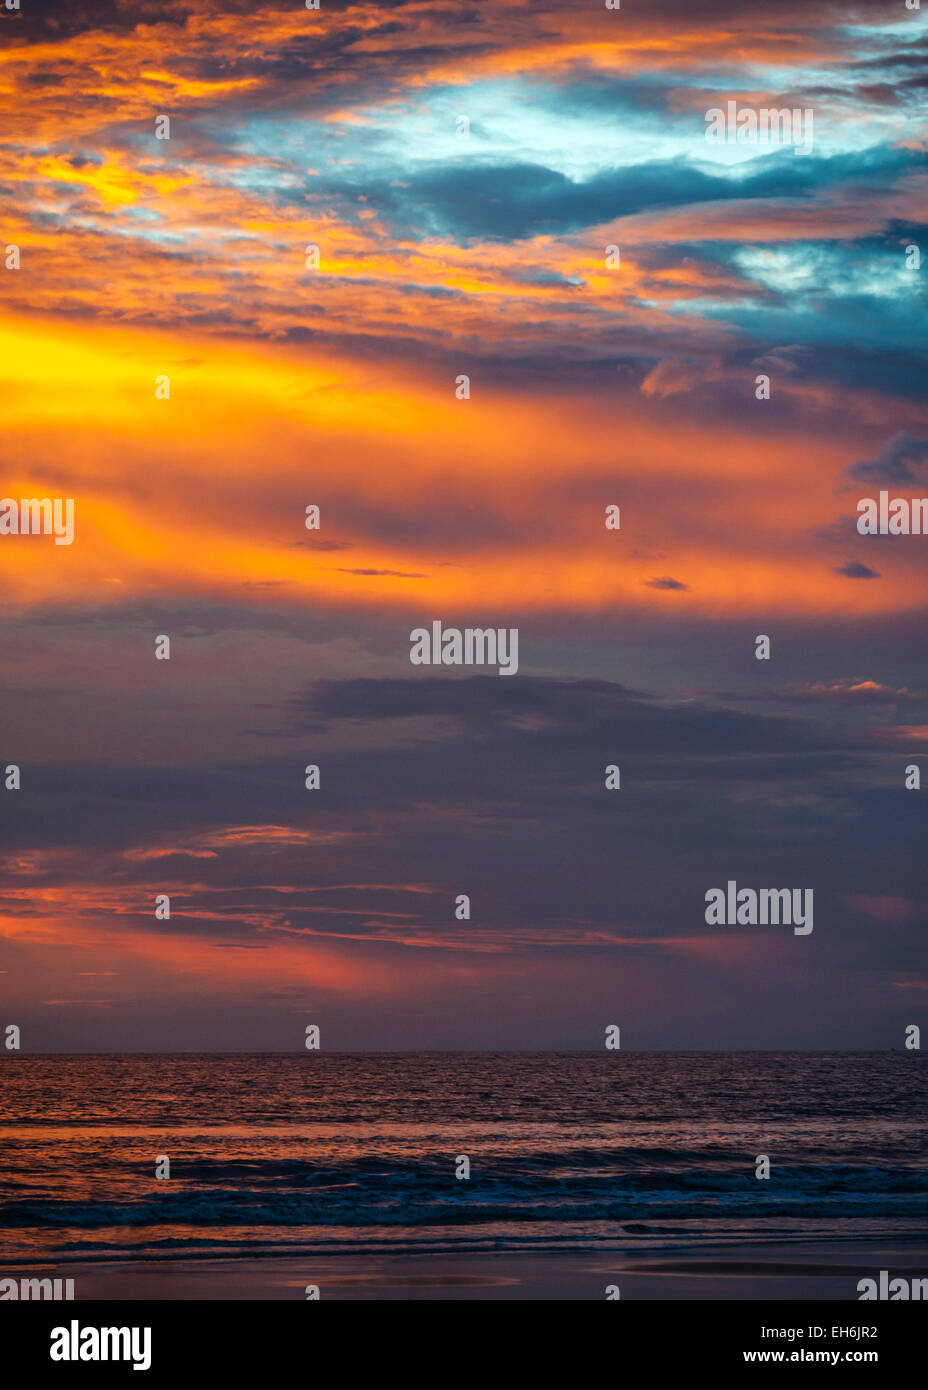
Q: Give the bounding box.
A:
[1,0,926,1050]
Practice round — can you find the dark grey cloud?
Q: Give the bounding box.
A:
[645,577,689,591]
[1,674,921,962]
[834,561,881,579]
[264,143,926,248]
[335,568,427,578]
[841,433,928,489]
[714,682,922,706]
[315,157,810,245]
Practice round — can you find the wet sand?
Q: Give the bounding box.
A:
[14,1241,928,1300]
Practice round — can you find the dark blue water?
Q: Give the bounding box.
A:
[1,1052,925,1264]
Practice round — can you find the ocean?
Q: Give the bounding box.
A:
[1,1052,926,1269]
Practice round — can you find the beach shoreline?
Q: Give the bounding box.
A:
[8,1241,928,1300]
